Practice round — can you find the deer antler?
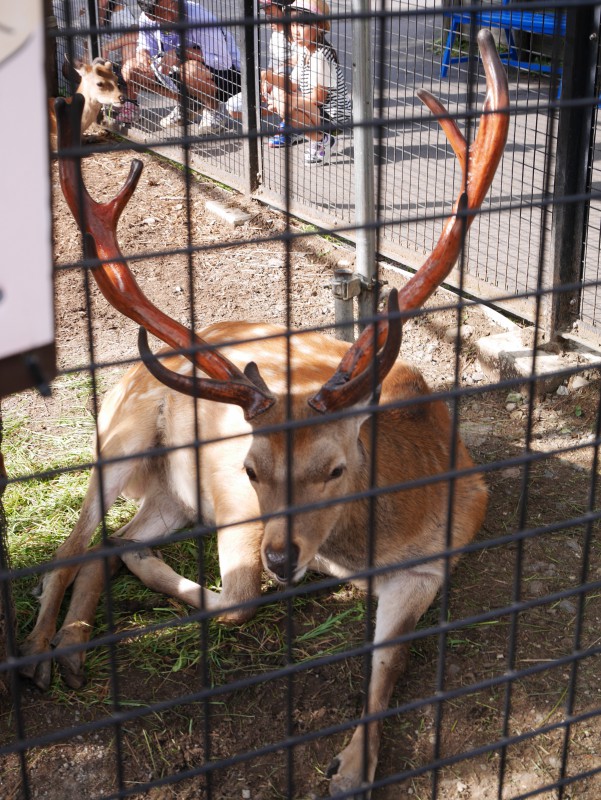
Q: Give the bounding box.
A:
[56,95,275,420]
[400,28,509,312]
[308,289,401,413]
[307,28,509,414]
[57,28,507,421]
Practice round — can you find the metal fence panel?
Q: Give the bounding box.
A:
[2,2,601,800]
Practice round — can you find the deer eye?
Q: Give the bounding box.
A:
[328,465,345,481]
[245,465,258,482]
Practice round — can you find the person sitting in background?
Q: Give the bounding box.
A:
[226,0,300,147]
[99,1,138,67]
[262,0,351,164]
[116,0,241,136]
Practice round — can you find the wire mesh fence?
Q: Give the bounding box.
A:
[1,1,601,799]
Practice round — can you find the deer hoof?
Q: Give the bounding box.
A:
[216,606,256,626]
[327,754,371,798]
[56,655,86,689]
[326,757,340,778]
[51,624,90,689]
[19,636,53,691]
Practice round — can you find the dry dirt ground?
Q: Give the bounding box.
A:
[1,131,601,800]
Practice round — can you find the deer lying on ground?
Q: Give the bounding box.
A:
[48,57,125,144]
[21,30,508,798]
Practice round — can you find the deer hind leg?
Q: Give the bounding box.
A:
[52,491,191,689]
[19,461,132,690]
[328,569,442,798]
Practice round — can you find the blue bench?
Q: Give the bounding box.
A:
[440,2,566,81]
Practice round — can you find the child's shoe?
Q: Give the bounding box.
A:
[269,121,304,148]
[305,132,336,164]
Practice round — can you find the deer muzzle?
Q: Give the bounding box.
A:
[263,543,300,584]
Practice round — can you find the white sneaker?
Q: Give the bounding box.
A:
[193,109,225,136]
[160,105,183,128]
[305,132,337,164]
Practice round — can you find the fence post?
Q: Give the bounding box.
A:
[547,4,600,339]
[240,0,260,196]
[352,0,377,331]
[87,0,99,59]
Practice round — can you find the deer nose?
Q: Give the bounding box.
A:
[264,545,299,582]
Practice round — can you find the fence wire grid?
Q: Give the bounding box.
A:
[1,1,601,799]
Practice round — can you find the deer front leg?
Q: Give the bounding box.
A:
[51,544,122,688]
[328,570,442,798]
[51,493,190,688]
[19,466,125,690]
[19,556,82,690]
[214,517,264,624]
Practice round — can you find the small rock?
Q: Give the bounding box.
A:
[570,375,590,391]
[556,384,569,396]
[459,421,490,447]
[559,600,577,614]
[443,324,474,342]
[205,199,252,227]
[141,216,156,225]
[528,580,546,596]
[242,790,251,799]
[506,402,517,412]
[447,662,461,679]
[506,392,523,404]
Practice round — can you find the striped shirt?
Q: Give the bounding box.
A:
[292,41,352,125]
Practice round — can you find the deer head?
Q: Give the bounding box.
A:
[56,29,508,583]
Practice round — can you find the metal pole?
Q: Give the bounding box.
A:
[240,0,260,196]
[87,0,99,60]
[351,0,376,330]
[547,4,600,339]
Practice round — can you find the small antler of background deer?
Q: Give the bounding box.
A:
[56,28,508,418]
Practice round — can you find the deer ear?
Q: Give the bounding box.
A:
[62,54,84,86]
[349,392,381,435]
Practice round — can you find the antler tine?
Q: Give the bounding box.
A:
[137,327,275,416]
[57,96,275,420]
[415,89,468,180]
[308,289,401,414]
[398,28,509,313]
